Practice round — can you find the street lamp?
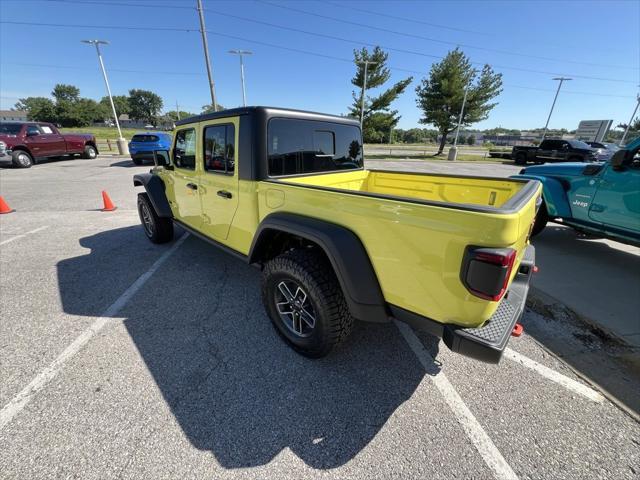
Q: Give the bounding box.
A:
[541,77,572,142]
[356,60,377,128]
[81,39,128,155]
[448,86,470,161]
[228,50,253,107]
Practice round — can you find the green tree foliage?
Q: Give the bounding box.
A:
[415,48,503,154]
[100,95,130,117]
[467,135,476,145]
[165,110,196,122]
[15,97,56,123]
[51,84,80,103]
[128,89,163,123]
[349,46,412,143]
[201,103,225,113]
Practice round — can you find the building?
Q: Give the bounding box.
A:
[0,110,28,122]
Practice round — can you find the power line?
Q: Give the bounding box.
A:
[1,20,637,86]
[257,0,634,71]
[18,0,639,74]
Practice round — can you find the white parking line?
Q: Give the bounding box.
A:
[0,233,189,431]
[503,348,604,403]
[395,321,518,480]
[0,226,49,246]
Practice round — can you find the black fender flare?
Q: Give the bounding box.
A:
[133,173,173,218]
[249,212,389,323]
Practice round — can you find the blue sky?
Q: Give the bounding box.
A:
[1,0,638,130]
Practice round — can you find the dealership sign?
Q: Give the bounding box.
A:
[575,120,613,142]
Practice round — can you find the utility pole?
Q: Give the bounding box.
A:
[356,60,377,128]
[620,90,640,146]
[175,100,181,121]
[541,77,571,142]
[196,0,217,111]
[448,86,469,161]
[228,49,253,107]
[81,39,128,155]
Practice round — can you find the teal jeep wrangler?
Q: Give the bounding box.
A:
[512,137,640,246]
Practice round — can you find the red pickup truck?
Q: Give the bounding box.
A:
[0,121,99,168]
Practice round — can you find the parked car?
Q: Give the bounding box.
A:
[512,136,640,246]
[128,132,172,165]
[134,107,540,363]
[0,122,98,168]
[512,139,597,165]
[585,141,620,161]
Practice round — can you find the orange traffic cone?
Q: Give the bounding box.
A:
[0,196,14,214]
[101,191,117,212]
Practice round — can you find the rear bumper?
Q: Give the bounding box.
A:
[130,152,155,160]
[392,245,535,363]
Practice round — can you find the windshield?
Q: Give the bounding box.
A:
[0,124,22,135]
[603,143,620,151]
[568,140,592,149]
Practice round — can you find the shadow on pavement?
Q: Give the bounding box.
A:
[56,226,438,469]
[109,160,150,168]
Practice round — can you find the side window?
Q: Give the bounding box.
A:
[26,125,41,136]
[173,128,196,170]
[40,125,54,134]
[203,124,235,174]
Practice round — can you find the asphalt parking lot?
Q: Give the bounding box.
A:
[1,155,639,479]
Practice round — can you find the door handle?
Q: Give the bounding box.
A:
[217,190,232,199]
[186,183,198,190]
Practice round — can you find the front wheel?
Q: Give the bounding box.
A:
[261,249,353,358]
[81,145,97,159]
[12,150,33,168]
[137,193,173,243]
[531,202,548,237]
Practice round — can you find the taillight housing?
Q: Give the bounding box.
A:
[461,247,517,301]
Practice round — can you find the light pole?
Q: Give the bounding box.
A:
[541,77,572,142]
[81,40,128,155]
[448,86,469,161]
[620,90,640,146]
[356,60,377,128]
[228,50,253,107]
[197,0,217,112]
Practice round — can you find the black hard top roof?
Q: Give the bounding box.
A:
[174,106,360,127]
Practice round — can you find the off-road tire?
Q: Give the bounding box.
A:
[81,144,97,159]
[137,193,173,244]
[515,152,527,165]
[531,202,548,237]
[262,248,354,358]
[11,150,33,168]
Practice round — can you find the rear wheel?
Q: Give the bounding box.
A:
[531,202,548,237]
[137,193,173,243]
[11,150,33,168]
[515,152,527,165]
[261,248,353,358]
[81,145,97,159]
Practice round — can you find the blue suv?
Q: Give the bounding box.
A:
[128,132,172,165]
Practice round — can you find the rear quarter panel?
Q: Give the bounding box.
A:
[62,134,94,153]
[257,180,540,327]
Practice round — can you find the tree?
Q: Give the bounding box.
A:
[165,110,196,122]
[128,89,163,123]
[202,103,225,113]
[467,135,476,145]
[349,46,412,143]
[415,48,503,154]
[100,95,130,117]
[52,84,80,103]
[15,97,56,123]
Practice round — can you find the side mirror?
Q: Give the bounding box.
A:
[153,150,173,169]
[610,150,627,170]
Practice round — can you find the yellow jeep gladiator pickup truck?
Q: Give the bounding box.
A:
[133,107,541,362]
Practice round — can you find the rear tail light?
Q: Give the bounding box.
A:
[461,247,517,301]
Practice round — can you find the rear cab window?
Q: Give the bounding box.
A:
[268,118,363,177]
[40,125,54,134]
[173,128,196,169]
[132,134,160,143]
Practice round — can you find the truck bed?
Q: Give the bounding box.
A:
[277,169,533,212]
[258,169,541,329]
